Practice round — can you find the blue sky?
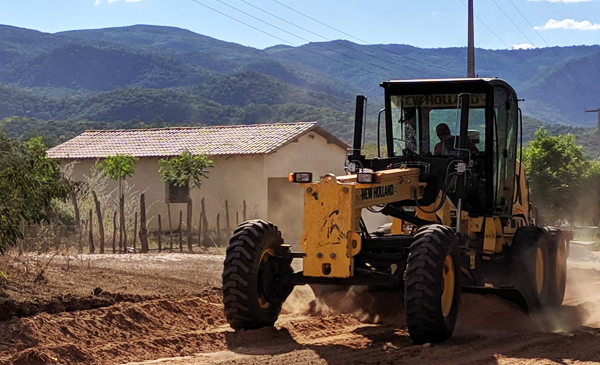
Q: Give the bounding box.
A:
[1,0,599,50]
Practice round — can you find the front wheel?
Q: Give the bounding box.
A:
[222,220,293,330]
[404,225,461,344]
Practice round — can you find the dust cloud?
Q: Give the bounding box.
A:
[282,285,404,325]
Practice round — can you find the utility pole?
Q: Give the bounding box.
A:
[585,108,600,130]
[467,0,475,78]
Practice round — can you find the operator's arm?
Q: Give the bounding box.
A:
[467,138,479,154]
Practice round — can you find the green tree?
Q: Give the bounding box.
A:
[159,151,213,251]
[0,134,72,252]
[580,160,600,227]
[523,128,587,225]
[96,155,138,197]
[158,151,213,189]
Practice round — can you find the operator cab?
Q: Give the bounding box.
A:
[364,78,521,218]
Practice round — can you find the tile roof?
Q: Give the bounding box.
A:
[47,122,348,159]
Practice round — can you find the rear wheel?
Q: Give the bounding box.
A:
[222,220,293,330]
[545,228,567,308]
[510,226,551,312]
[405,225,461,344]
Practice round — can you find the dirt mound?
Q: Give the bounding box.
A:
[0,290,163,321]
[0,289,226,365]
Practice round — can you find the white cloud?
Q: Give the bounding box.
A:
[512,43,536,50]
[95,0,142,4]
[528,0,593,3]
[432,11,439,16]
[535,18,600,30]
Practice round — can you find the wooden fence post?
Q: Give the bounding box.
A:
[71,194,82,254]
[112,211,117,254]
[158,214,162,253]
[92,191,105,254]
[140,194,149,253]
[216,213,221,246]
[88,209,95,254]
[132,211,138,253]
[243,200,247,221]
[167,203,173,252]
[198,205,203,248]
[186,198,193,252]
[119,194,124,253]
[201,198,208,247]
[178,210,183,253]
[225,200,231,233]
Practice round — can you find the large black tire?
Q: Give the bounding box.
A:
[545,228,567,308]
[405,225,461,344]
[509,226,552,312]
[222,220,293,330]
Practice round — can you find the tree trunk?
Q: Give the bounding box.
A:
[112,211,117,254]
[157,214,162,253]
[243,200,247,221]
[236,211,239,227]
[187,198,193,252]
[132,211,138,253]
[54,224,60,251]
[140,194,149,253]
[88,209,95,254]
[71,193,82,254]
[92,191,105,254]
[178,210,183,253]
[167,203,173,252]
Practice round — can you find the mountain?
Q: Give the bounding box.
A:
[0,24,599,144]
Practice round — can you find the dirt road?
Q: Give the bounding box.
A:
[1,252,600,365]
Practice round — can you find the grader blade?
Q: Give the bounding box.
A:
[462,286,529,313]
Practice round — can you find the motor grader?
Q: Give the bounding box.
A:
[222,78,571,343]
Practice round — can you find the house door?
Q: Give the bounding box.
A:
[267,177,304,247]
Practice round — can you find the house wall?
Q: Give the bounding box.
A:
[63,131,389,247]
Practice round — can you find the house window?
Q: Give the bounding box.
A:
[166,182,189,203]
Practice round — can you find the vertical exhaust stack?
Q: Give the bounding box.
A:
[352,95,366,162]
[467,0,475,78]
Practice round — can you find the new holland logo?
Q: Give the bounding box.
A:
[360,184,396,200]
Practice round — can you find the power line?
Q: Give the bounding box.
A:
[233,0,430,75]
[490,0,538,47]
[458,0,511,49]
[211,0,406,74]
[188,0,291,46]
[506,0,550,47]
[271,0,369,45]
[505,0,579,77]
[269,0,458,75]
[187,0,390,79]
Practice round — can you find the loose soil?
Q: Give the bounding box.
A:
[1,250,600,364]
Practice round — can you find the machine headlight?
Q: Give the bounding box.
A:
[357,172,379,184]
[289,172,313,183]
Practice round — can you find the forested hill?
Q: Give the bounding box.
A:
[0,24,599,147]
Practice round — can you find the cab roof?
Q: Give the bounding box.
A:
[380,78,517,98]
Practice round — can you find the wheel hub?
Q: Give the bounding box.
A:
[441,255,455,317]
[258,248,276,309]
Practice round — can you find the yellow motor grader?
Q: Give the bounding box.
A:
[222,78,572,343]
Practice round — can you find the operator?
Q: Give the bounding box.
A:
[434,123,479,156]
